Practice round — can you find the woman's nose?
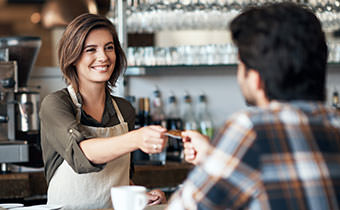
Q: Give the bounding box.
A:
[97,49,108,61]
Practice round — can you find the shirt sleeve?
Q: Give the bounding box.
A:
[167,112,261,210]
[40,90,104,175]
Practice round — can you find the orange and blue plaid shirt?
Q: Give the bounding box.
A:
[168,101,340,210]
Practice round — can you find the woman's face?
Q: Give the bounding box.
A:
[75,28,116,87]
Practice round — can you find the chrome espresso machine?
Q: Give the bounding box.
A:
[0,37,42,173]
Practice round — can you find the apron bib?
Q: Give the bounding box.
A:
[47,86,130,210]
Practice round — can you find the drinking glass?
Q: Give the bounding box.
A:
[0,48,9,62]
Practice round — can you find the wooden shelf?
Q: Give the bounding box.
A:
[125,62,340,76]
[125,64,237,76]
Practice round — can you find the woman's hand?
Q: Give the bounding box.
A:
[136,125,168,154]
[147,189,166,206]
[182,130,211,165]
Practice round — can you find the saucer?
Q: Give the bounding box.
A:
[28,204,63,210]
[11,204,63,210]
[0,203,24,209]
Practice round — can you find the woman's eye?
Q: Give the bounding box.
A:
[85,48,96,52]
[105,45,115,51]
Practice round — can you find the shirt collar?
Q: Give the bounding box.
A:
[77,88,117,125]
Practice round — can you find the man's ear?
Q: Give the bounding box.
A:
[247,69,263,91]
[248,69,269,106]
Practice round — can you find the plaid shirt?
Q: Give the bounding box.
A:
[167,101,340,210]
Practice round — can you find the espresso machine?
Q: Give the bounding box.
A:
[0,36,42,172]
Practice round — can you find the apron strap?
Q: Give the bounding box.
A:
[67,85,126,124]
[67,85,82,122]
[111,98,125,124]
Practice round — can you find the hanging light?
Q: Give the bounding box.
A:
[40,0,98,29]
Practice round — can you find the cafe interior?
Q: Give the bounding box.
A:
[0,0,340,209]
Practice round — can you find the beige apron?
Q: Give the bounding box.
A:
[47,86,130,210]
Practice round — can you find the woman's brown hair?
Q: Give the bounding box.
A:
[58,13,127,92]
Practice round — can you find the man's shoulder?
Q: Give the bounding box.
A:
[229,106,272,122]
[230,101,339,125]
[228,102,296,125]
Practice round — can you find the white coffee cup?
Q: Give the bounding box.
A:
[111,185,148,210]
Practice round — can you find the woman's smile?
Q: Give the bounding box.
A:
[91,64,111,72]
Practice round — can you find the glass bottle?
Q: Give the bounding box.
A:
[151,88,167,128]
[149,88,167,165]
[197,94,214,139]
[133,97,151,164]
[125,95,139,129]
[182,93,198,131]
[166,94,183,162]
[332,88,339,109]
[138,97,151,127]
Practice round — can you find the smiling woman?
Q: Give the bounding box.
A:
[39,13,167,210]
[57,13,125,93]
[75,28,116,91]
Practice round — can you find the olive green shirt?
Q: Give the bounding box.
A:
[39,88,135,185]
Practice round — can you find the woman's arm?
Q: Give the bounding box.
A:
[79,125,167,164]
[40,90,168,170]
[40,90,102,174]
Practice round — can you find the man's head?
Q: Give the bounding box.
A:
[230,3,328,105]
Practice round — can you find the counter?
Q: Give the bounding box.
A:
[95,204,167,210]
[0,162,193,202]
[0,171,46,200]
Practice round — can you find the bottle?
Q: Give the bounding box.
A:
[138,97,151,127]
[332,88,339,110]
[197,94,214,139]
[166,94,183,162]
[182,93,198,131]
[149,88,167,165]
[151,88,167,128]
[132,97,151,164]
[166,94,182,130]
[125,95,139,129]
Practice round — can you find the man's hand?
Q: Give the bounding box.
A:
[182,130,211,165]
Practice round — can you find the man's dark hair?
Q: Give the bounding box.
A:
[230,3,328,101]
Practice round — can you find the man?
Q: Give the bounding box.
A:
[167,2,340,210]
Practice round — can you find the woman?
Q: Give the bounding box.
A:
[39,13,167,210]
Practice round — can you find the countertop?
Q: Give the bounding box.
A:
[0,204,166,210]
[0,162,193,200]
[96,204,167,210]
